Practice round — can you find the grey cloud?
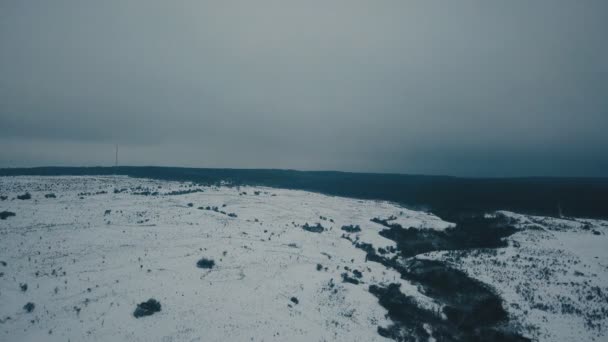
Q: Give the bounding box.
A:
[1,0,607,176]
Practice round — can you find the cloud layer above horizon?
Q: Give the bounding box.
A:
[1,1,607,176]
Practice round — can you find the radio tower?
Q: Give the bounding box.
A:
[115,144,118,167]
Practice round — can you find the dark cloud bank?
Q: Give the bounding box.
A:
[1,1,607,177]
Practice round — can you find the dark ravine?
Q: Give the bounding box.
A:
[353,213,530,341]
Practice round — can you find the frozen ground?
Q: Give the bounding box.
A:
[420,212,608,342]
[1,176,607,341]
[0,176,442,342]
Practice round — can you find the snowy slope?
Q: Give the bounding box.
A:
[0,176,441,342]
[1,176,607,342]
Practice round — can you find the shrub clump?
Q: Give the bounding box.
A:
[341,273,360,285]
[302,223,324,233]
[133,299,161,318]
[196,258,215,269]
[341,225,361,233]
[23,302,35,313]
[1,211,16,220]
[17,193,31,200]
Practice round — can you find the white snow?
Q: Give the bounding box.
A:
[382,212,454,231]
[0,176,438,342]
[1,176,607,342]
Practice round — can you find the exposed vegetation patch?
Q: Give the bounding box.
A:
[407,259,509,327]
[369,282,528,342]
[371,214,517,258]
[302,223,325,233]
[78,191,107,196]
[17,193,31,200]
[198,205,238,218]
[341,224,361,233]
[341,272,360,285]
[369,283,439,341]
[0,211,16,220]
[131,190,159,196]
[23,302,35,313]
[319,215,333,222]
[164,188,204,196]
[133,299,161,318]
[358,214,529,341]
[196,258,215,269]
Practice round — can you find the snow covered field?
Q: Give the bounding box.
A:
[1,176,607,341]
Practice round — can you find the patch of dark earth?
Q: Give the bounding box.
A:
[355,212,530,341]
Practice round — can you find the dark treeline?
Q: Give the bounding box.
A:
[1,166,607,219]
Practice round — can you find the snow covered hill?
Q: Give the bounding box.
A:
[1,176,606,341]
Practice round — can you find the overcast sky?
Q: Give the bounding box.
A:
[1,1,607,177]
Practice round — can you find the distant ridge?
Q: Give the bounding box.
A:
[1,166,607,219]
